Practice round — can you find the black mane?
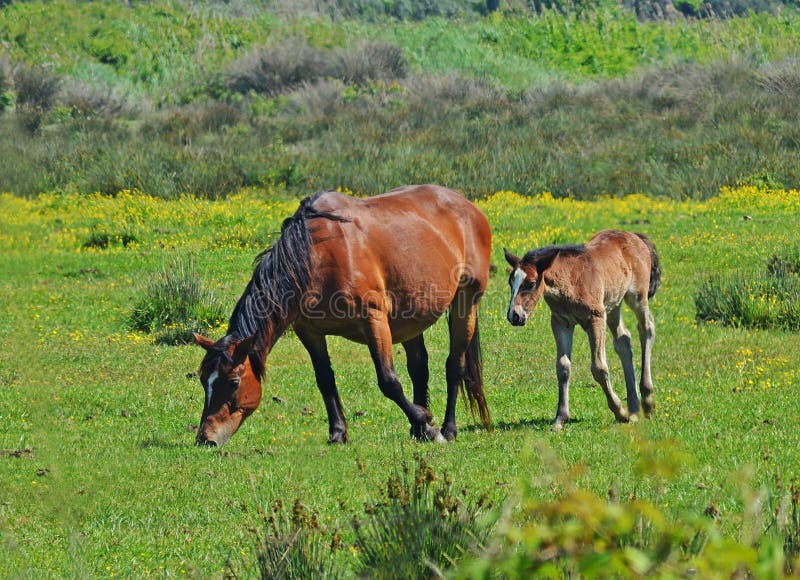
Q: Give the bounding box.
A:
[522,243,585,266]
[225,191,348,379]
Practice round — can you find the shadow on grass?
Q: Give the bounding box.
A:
[461,417,584,433]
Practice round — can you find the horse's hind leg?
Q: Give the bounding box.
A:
[402,334,430,410]
[364,311,444,442]
[442,299,477,442]
[628,295,656,416]
[585,315,630,423]
[607,306,640,419]
[296,328,348,444]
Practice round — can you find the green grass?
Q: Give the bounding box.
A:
[1,186,799,576]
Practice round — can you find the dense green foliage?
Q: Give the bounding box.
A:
[1,1,800,199]
[695,248,800,331]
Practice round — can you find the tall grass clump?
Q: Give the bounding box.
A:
[253,498,343,579]
[695,248,800,331]
[129,257,226,344]
[352,457,492,578]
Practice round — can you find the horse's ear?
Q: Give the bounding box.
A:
[504,248,520,268]
[232,335,256,366]
[193,333,216,351]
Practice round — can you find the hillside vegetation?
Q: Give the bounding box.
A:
[1,0,800,198]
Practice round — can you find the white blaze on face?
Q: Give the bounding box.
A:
[205,371,219,409]
[510,268,527,301]
[508,268,527,319]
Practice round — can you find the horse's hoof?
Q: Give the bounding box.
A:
[327,432,348,444]
[629,414,639,424]
[441,425,457,442]
[552,422,565,432]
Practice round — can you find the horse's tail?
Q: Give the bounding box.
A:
[636,233,661,299]
[463,317,493,432]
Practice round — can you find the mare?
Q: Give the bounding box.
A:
[193,185,493,446]
[504,230,661,431]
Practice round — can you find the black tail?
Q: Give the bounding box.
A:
[636,233,661,299]
[463,318,493,432]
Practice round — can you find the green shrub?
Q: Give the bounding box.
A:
[460,443,797,579]
[352,457,492,578]
[129,257,226,345]
[695,249,800,332]
[253,498,343,579]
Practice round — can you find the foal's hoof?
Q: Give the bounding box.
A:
[628,414,639,424]
[614,408,631,423]
[642,398,655,417]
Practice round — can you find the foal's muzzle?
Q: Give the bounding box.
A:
[508,306,528,326]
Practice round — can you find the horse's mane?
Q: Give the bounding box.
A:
[225,191,348,379]
[522,243,585,266]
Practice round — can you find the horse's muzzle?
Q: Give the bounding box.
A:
[508,307,528,326]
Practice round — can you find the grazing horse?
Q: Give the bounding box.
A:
[193,184,492,446]
[504,230,660,431]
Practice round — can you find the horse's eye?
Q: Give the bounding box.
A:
[521,281,534,291]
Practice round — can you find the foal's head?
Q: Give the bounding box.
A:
[504,249,545,326]
[193,334,261,446]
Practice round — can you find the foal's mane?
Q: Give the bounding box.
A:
[522,243,585,267]
[223,191,348,379]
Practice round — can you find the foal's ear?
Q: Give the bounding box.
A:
[193,333,216,350]
[231,335,257,366]
[504,248,521,268]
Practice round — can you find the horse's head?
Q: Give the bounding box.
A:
[193,333,261,446]
[504,249,543,326]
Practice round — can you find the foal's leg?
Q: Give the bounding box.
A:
[295,328,348,444]
[627,295,656,416]
[551,314,575,431]
[364,310,444,442]
[442,297,480,442]
[402,334,430,410]
[585,315,630,423]
[606,306,640,419]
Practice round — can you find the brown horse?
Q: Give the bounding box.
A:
[504,230,660,430]
[193,185,492,446]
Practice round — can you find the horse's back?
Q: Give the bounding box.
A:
[311,185,491,284]
[587,230,653,301]
[300,185,491,341]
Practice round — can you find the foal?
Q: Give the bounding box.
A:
[505,230,661,430]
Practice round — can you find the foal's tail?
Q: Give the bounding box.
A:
[636,233,662,299]
[463,318,493,432]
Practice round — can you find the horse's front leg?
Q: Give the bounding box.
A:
[585,315,630,423]
[295,327,348,444]
[551,315,575,431]
[364,311,444,442]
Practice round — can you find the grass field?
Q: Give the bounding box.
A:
[1,186,799,576]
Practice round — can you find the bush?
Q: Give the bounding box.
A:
[129,257,226,345]
[352,457,492,578]
[695,248,800,332]
[254,498,343,579]
[460,443,798,578]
